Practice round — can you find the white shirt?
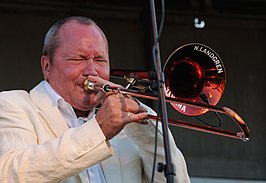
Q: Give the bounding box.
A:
[43,81,106,183]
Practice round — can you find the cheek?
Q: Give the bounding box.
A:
[49,66,81,87]
[97,65,110,80]
[65,67,83,78]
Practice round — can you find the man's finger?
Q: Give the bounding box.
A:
[123,112,148,124]
[94,91,106,103]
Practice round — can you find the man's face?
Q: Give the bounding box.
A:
[42,21,110,111]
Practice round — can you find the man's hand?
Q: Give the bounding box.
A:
[86,76,148,140]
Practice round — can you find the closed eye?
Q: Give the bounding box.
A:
[65,56,87,63]
[94,56,108,63]
[94,58,108,63]
[66,58,84,61]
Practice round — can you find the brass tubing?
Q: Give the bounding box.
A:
[83,81,250,142]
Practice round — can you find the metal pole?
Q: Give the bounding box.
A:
[149,0,176,182]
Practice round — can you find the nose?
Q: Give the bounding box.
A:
[82,59,98,77]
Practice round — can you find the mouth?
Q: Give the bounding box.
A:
[79,84,98,95]
[77,83,87,93]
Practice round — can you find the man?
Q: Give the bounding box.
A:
[0,16,190,183]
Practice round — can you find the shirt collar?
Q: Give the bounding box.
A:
[42,80,63,107]
[42,80,95,120]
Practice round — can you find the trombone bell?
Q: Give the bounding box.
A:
[164,43,226,116]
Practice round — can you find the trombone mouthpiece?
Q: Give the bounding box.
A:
[83,79,111,93]
[83,79,95,91]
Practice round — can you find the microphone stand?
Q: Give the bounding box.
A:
[149,0,176,182]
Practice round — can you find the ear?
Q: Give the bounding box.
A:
[41,55,51,81]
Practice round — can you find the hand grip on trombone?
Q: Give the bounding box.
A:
[83,43,250,142]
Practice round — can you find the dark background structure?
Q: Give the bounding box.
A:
[0,0,265,181]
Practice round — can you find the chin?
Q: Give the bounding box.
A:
[81,100,99,110]
[74,93,99,110]
[73,103,96,112]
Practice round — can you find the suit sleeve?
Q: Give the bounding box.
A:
[124,102,190,183]
[0,91,113,183]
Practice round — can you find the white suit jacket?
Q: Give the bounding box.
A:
[0,81,190,183]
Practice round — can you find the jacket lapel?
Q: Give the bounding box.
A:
[29,82,69,137]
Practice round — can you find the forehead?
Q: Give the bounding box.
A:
[58,21,108,50]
